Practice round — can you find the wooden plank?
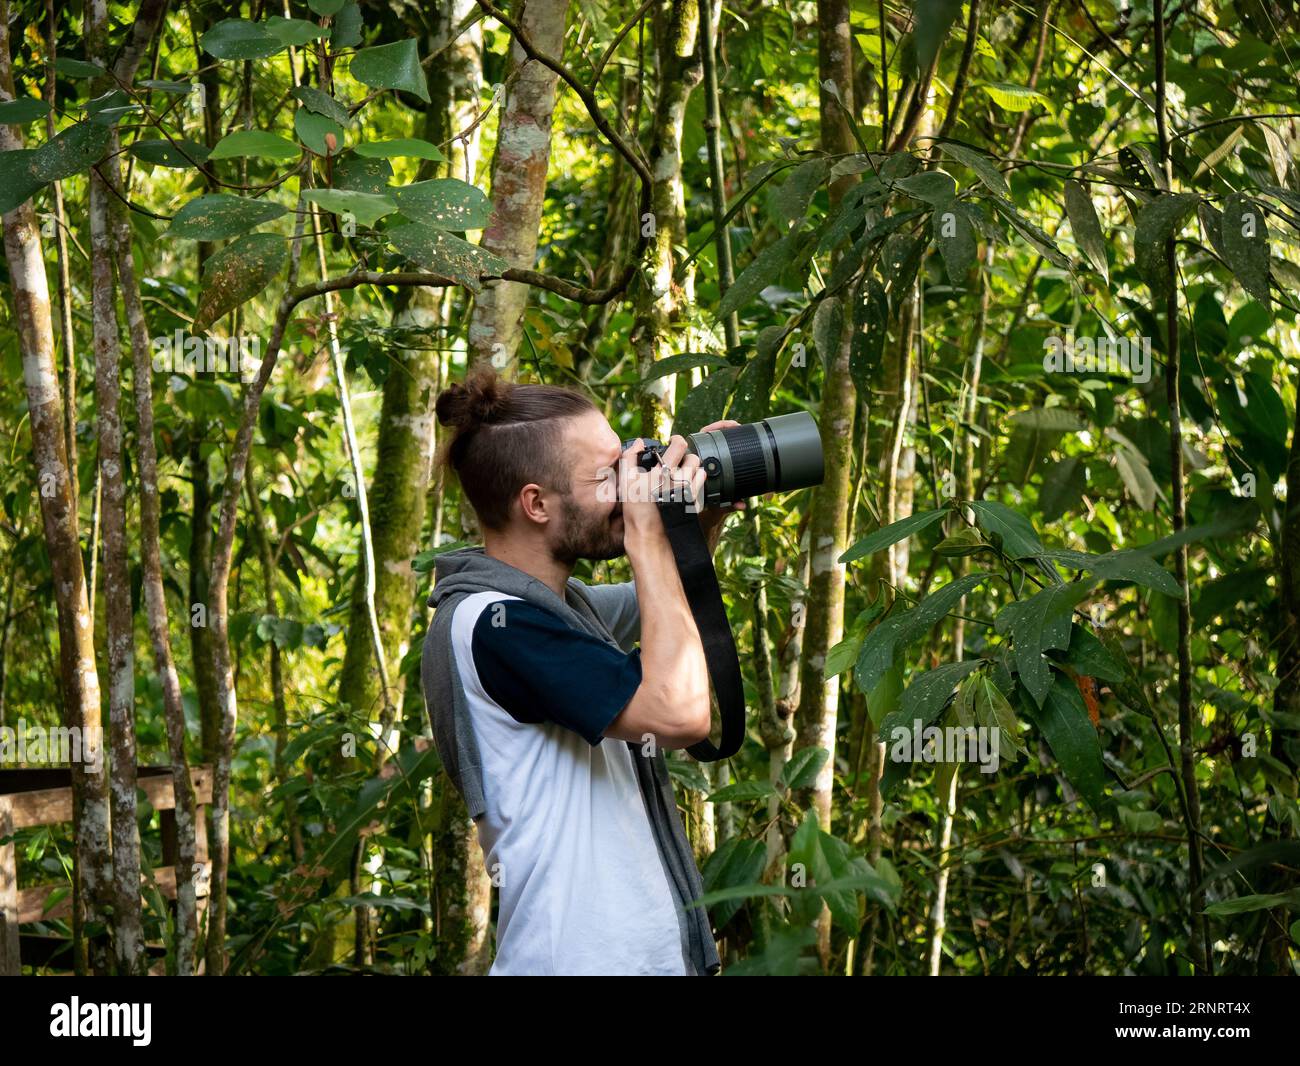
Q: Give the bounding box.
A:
[18,863,208,924]
[0,797,19,975]
[9,765,212,829]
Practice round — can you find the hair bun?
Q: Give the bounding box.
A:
[436,365,511,430]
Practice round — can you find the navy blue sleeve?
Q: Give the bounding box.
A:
[471,599,643,745]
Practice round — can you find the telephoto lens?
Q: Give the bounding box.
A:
[627,412,825,506]
[687,411,825,506]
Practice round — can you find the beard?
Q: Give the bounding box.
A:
[551,492,625,565]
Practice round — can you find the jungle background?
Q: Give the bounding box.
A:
[0,0,1297,976]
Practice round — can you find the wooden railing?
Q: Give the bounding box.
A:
[0,764,212,974]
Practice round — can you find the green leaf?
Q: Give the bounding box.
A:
[0,98,50,123]
[53,58,105,78]
[1133,191,1199,299]
[167,194,287,241]
[882,660,983,736]
[129,138,211,168]
[1040,548,1181,598]
[707,780,778,803]
[1064,179,1108,282]
[264,16,330,48]
[1113,443,1158,511]
[854,573,987,695]
[1056,624,1127,683]
[932,197,977,280]
[771,158,830,223]
[1204,889,1300,917]
[970,500,1043,558]
[672,367,739,436]
[349,39,431,103]
[354,138,445,162]
[788,813,867,930]
[718,224,807,320]
[333,2,363,48]
[811,294,844,366]
[303,188,397,228]
[991,197,1071,269]
[295,108,345,157]
[308,0,348,13]
[642,352,731,382]
[333,155,393,195]
[939,142,1009,197]
[700,837,768,927]
[980,82,1050,112]
[780,747,830,791]
[995,583,1091,706]
[291,85,352,127]
[387,222,507,292]
[975,675,1027,757]
[1220,192,1272,308]
[841,507,948,564]
[913,0,963,74]
[209,129,300,161]
[192,233,287,333]
[1021,674,1109,813]
[1039,456,1085,521]
[201,19,284,60]
[894,170,957,205]
[393,178,492,230]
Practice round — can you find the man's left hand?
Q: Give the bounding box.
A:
[694,419,747,550]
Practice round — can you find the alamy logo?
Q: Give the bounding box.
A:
[1042,332,1151,383]
[49,998,151,1046]
[152,330,261,382]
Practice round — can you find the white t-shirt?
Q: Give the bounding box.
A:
[449,590,691,976]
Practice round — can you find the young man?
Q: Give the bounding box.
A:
[420,366,740,976]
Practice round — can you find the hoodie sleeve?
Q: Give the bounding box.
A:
[580,580,641,651]
[471,598,642,745]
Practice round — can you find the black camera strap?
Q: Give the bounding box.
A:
[656,501,745,761]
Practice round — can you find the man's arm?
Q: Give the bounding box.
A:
[604,439,711,749]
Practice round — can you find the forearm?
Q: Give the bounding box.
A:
[611,526,709,746]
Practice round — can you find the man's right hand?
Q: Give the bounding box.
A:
[619,436,707,543]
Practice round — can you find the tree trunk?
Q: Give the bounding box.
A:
[467,0,568,370]
[0,0,112,974]
[792,0,857,968]
[634,0,703,436]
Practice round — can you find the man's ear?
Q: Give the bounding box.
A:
[517,483,550,526]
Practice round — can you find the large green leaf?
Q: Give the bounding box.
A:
[295,109,345,157]
[939,142,1009,197]
[1040,548,1181,597]
[995,582,1092,706]
[1021,674,1109,812]
[349,39,431,103]
[303,188,397,228]
[932,197,977,280]
[1220,192,1272,307]
[209,130,300,161]
[970,500,1044,559]
[854,573,987,694]
[717,224,808,320]
[354,138,444,161]
[893,170,957,204]
[700,837,768,928]
[779,747,830,791]
[129,138,211,168]
[841,507,948,564]
[167,194,288,240]
[264,15,330,49]
[991,197,1071,269]
[201,19,284,60]
[192,233,287,332]
[291,85,352,127]
[387,222,508,292]
[913,0,964,74]
[1133,191,1199,299]
[881,659,983,736]
[393,178,492,230]
[1064,179,1108,281]
[0,98,50,124]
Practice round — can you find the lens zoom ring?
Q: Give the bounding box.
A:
[726,425,768,499]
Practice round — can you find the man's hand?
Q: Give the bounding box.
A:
[694,419,747,553]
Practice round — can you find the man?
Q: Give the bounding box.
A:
[420,365,741,976]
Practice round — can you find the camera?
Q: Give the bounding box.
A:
[626,411,825,507]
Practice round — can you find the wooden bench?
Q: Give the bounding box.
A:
[0,764,212,974]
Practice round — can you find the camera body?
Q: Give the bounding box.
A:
[625,411,825,507]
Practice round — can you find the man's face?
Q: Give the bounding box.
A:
[547,409,625,565]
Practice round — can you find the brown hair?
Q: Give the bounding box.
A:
[435,364,597,531]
